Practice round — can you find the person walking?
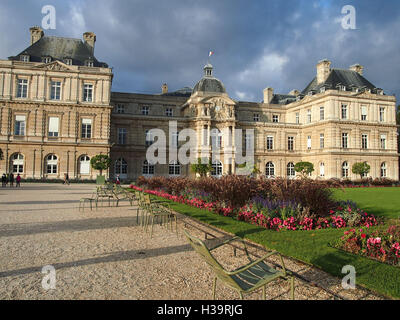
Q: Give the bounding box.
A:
[16,173,21,187]
[1,174,6,187]
[9,173,14,187]
[116,175,121,185]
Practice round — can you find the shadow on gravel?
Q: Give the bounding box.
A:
[0,216,139,237]
[0,243,192,278]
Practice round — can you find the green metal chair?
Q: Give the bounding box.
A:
[183,230,295,300]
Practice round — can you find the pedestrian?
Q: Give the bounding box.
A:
[16,173,21,187]
[9,173,14,187]
[65,173,70,185]
[1,174,6,187]
[116,175,121,185]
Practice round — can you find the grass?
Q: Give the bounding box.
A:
[142,192,400,299]
[332,187,400,219]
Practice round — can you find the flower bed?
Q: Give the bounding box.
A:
[130,183,380,232]
[332,225,400,267]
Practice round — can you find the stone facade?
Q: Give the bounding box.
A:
[110,63,399,181]
[0,27,398,181]
[0,27,113,180]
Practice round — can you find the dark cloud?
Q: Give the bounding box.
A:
[1,0,399,102]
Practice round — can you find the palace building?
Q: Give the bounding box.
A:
[0,27,398,181]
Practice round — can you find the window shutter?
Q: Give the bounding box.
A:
[49,117,59,132]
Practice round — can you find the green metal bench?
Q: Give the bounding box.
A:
[183,230,295,300]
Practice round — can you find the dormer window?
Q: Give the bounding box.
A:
[64,58,72,66]
[20,55,30,62]
[308,91,314,96]
[85,60,94,67]
[42,56,51,64]
[376,89,384,95]
[320,87,326,93]
[340,85,346,91]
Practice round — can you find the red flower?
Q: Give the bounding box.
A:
[361,234,367,239]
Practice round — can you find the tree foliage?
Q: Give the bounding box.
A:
[294,161,314,177]
[90,154,111,176]
[352,162,371,179]
[190,158,213,177]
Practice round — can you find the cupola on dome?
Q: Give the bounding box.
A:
[192,63,226,94]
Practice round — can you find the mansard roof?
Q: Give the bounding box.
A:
[302,68,377,95]
[8,36,108,67]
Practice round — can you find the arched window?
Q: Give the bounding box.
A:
[115,158,128,178]
[11,153,24,173]
[287,162,295,178]
[265,162,275,178]
[79,155,90,175]
[381,163,387,178]
[211,161,223,177]
[142,160,154,176]
[342,161,349,178]
[169,161,181,176]
[46,154,58,174]
[320,162,325,177]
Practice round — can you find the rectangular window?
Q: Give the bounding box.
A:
[341,104,348,119]
[362,134,368,149]
[320,163,325,177]
[380,134,387,149]
[166,108,173,117]
[342,133,348,149]
[379,107,385,122]
[48,117,59,137]
[50,81,61,100]
[361,106,367,121]
[272,115,279,123]
[118,128,127,145]
[17,79,28,98]
[307,136,312,150]
[83,84,93,102]
[14,115,26,136]
[142,106,150,115]
[288,136,294,151]
[295,113,299,124]
[320,134,325,149]
[253,114,260,122]
[21,55,30,62]
[145,130,154,146]
[81,118,92,139]
[171,131,179,147]
[307,109,311,123]
[116,104,125,114]
[320,107,325,120]
[266,136,274,150]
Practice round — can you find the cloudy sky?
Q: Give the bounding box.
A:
[0,0,399,102]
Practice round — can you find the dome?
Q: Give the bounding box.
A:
[192,63,226,94]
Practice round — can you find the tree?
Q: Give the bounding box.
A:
[90,154,111,176]
[352,162,371,179]
[294,161,314,178]
[190,158,212,177]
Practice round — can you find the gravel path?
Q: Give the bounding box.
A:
[0,183,386,300]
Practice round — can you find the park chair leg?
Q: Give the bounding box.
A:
[239,292,243,300]
[212,277,217,300]
[290,276,295,300]
[150,216,155,238]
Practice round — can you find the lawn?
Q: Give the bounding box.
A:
[332,187,400,219]
[144,190,400,299]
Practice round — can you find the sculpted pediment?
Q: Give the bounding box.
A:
[35,61,73,72]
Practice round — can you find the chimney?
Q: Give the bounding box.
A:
[162,83,168,94]
[316,59,331,84]
[29,26,44,45]
[349,64,364,75]
[83,32,96,54]
[263,87,273,103]
[289,89,300,96]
